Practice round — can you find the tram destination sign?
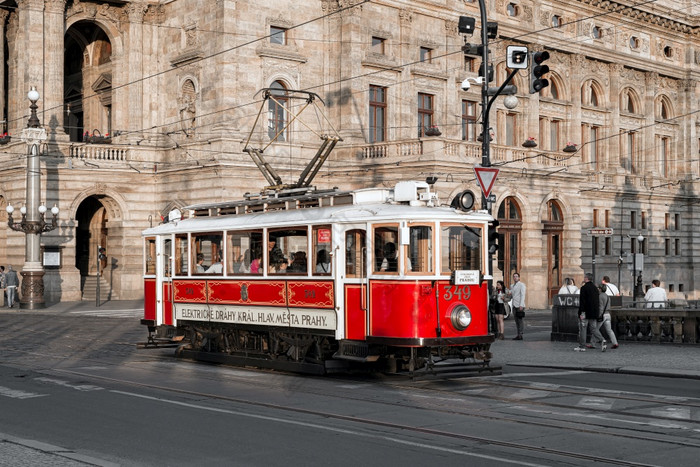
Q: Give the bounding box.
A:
[587,228,613,236]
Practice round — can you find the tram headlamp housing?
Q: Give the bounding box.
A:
[450,305,472,331]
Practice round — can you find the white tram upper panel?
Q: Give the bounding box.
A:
[143,181,492,236]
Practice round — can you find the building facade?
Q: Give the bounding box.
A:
[0,0,698,308]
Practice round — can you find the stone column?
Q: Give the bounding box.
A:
[14,0,46,135]
[125,2,148,143]
[43,0,67,140]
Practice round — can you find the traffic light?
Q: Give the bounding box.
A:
[478,62,494,83]
[529,51,550,94]
[98,246,106,261]
[488,220,500,254]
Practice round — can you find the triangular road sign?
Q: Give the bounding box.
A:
[473,166,499,199]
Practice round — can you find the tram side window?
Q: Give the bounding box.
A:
[163,238,172,277]
[174,234,188,276]
[269,228,307,274]
[440,224,482,273]
[345,229,366,278]
[313,225,332,275]
[408,225,433,273]
[374,225,400,273]
[227,230,263,275]
[145,237,156,275]
[192,232,223,275]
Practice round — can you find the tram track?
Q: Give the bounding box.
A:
[45,360,699,467]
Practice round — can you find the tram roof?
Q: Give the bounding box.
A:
[143,182,492,236]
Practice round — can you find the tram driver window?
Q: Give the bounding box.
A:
[227,230,263,275]
[374,225,400,273]
[313,226,332,275]
[192,232,223,275]
[145,238,156,275]
[408,225,433,273]
[269,228,308,274]
[440,224,482,273]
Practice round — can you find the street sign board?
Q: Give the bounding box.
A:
[473,167,499,199]
[588,228,613,236]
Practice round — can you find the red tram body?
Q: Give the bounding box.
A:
[142,181,495,375]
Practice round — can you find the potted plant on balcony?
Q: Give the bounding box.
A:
[522,137,537,148]
[563,142,578,153]
[0,132,11,145]
[86,129,112,144]
[424,125,441,137]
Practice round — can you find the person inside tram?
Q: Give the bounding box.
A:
[380,242,398,272]
[316,249,331,274]
[289,251,307,273]
[268,238,288,273]
[238,249,251,273]
[205,251,223,274]
[250,248,262,274]
[195,253,206,273]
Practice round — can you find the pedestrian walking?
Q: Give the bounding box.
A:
[597,284,619,349]
[601,276,619,296]
[510,272,526,340]
[0,265,6,307]
[5,265,19,308]
[575,272,606,351]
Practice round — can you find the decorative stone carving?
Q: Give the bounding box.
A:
[399,8,412,25]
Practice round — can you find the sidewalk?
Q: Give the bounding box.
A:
[491,309,700,380]
[3,301,699,380]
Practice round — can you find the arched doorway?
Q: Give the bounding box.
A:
[542,199,564,303]
[65,21,113,142]
[497,197,522,288]
[75,196,108,296]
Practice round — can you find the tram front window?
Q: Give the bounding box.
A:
[374,225,399,273]
[441,224,482,273]
[408,225,433,273]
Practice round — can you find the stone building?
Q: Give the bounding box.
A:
[0,0,698,308]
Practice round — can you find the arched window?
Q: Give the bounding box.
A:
[620,88,638,114]
[497,197,522,286]
[581,80,600,107]
[268,81,289,141]
[656,96,672,120]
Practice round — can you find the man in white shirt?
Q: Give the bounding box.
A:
[510,272,526,340]
[601,276,620,296]
[644,279,667,308]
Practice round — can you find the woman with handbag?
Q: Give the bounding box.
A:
[493,281,509,340]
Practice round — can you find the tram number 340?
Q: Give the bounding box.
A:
[443,285,471,301]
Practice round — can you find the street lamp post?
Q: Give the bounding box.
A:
[5,87,58,309]
[632,234,644,302]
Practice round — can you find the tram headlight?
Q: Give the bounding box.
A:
[450,305,472,331]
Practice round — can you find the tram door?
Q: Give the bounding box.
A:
[341,226,368,340]
[155,235,174,326]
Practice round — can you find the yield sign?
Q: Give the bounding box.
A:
[473,167,499,199]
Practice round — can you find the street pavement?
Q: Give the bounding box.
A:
[2,300,699,380]
[490,308,700,380]
[1,301,699,464]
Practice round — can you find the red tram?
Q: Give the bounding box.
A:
[141,181,496,376]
